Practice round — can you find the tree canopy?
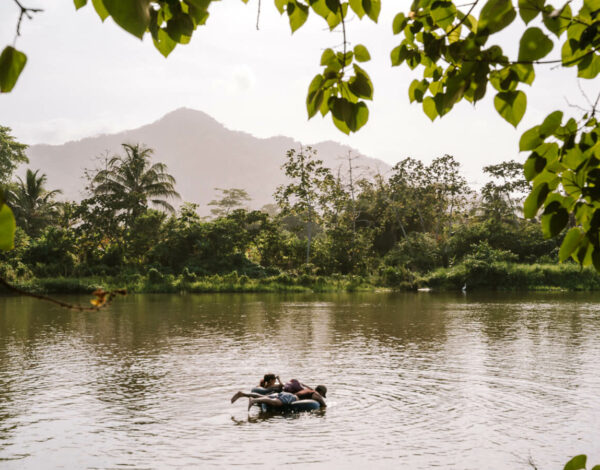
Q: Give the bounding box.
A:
[0,126,28,185]
[90,143,180,224]
[3,0,600,269]
[7,168,62,237]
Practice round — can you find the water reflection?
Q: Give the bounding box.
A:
[0,292,599,468]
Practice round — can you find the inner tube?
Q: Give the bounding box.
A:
[249,388,321,412]
[260,399,321,413]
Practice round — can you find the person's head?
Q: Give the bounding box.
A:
[315,385,327,398]
[261,373,277,387]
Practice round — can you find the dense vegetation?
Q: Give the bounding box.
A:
[2,133,598,294]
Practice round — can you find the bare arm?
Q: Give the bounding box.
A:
[311,392,326,408]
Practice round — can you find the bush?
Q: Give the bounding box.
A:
[147,268,163,283]
[463,241,518,264]
[181,267,197,282]
[384,233,441,273]
[378,265,415,288]
[422,261,600,291]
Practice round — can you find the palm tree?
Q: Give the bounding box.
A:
[8,169,62,236]
[90,143,180,226]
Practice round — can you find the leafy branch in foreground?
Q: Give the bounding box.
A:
[0,0,41,92]
[0,276,127,311]
[562,454,600,470]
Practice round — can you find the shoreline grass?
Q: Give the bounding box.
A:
[0,273,375,295]
[2,262,600,296]
[420,261,600,291]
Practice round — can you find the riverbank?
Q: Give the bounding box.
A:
[0,272,375,295]
[2,262,600,295]
[422,261,600,291]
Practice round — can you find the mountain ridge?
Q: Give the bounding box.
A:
[25,108,391,213]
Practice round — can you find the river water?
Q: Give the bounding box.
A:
[0,292,599,469]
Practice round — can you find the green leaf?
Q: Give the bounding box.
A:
[330,97,353,133]
[543,3,571,37]
[390,44,408,66]
[325,2,347,29]
[275,0,288,14]
[490,67,520,92]
[456,10,478,30]
[519,126,544,152]
[578,54,600,79]
[320,88,332,116]
[0,203,16,251]
[165,13,195,42]
[563,146,584,170]
[518,27,554,61]
[574,240,592,266]
[564,455,587,470]
[329,97,369,132]
[331,114,350,134]
[542,201,568,237]
[392,13,407,34]
[518,0,544,24]
[478,0,517,34]
[524,181,549,218]
[74,0,88,9]
[561,37,587,67]
[349,0,365,17]
[559,227,584,261]
[354,44,371,62]
[325,0,340,12]
[103,0,151,39]
[512,63,535,84]
[348,64,373,99]
[153,28,178,57]
[494,90,527,127]
[431,1,456,29]
[540,110,563,136]
[362,0,381,22]
[329,97,350,134]
[307,74,324,118]
[408,79,429,103]
[0,46,27,93]
[423,96,438,121]
[524,152,547,180]
[287,0,309,32]
[320,48,336,66]
[308,0,329,18]
[92,0,110,21]
[186,4,210,25]
[354,101,369,131]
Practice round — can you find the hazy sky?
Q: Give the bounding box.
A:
[0,0,595,185]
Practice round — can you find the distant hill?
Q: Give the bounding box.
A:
[25,108,391,213]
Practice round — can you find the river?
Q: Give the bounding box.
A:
[0,292,599,469]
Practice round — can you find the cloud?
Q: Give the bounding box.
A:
[11,116,140,146]
[230,65,256,93]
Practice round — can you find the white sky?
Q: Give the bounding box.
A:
[0,0,596,186]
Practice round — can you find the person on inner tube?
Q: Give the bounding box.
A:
[259,373,283,392]
[230,373,283,403]
[246,385,327,410]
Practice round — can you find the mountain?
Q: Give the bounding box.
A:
[25,108,391,213]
